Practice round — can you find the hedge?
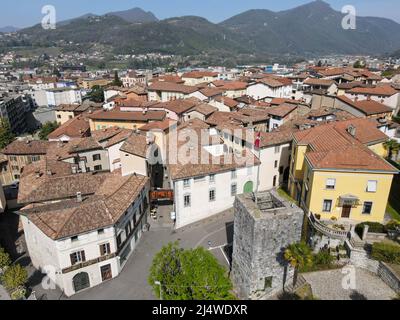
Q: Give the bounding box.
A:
[371,242,400,264]
[355,222,386,238]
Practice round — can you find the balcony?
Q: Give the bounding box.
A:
[308,212,350,240]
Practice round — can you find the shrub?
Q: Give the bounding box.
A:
[313,249,335,266]
[0,247,11,271]
[10,287,26,300]
[385,220,400,232]
[371,242,400,264]
[1,264,28,291]
[355,222,386,238]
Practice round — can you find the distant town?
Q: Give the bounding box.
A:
[0,3,399,302]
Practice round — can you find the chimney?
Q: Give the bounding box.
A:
[72,165,78,174]
[46,169,52,176]
[347,125,356,137]
[76,192,82,202]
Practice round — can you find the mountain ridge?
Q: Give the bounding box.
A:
[3,1,400,57]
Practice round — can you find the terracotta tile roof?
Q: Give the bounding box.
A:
[103,129,133,148]
[120,132,149,158]
[333,118,389,145]
[177,118,210,130]
[212,96,239,108]
[189,103,218,116]
[155,98,200,115]
[206,111,252,127]
[88,108,166,122]
[68,137,102,153]
[169,147,260,180]
[306,143,396,172]
[139,119,177,132]
[293,119,397,172]
[55,104,81,112]
[270,98,304,106]
[258,130,293,148]
[148,81,198,94]
[48,116,90,139]
[182,71,218,79]
[304,78,336,87]
[337,81,368,90]
[153,75,184,84]
[2,140,50,155]
[199,87,224,98]
[266,104,297,118]
[20,171,149,239]
[18,160,106,203]
[257,78,288,88]
[220,81,248,91]
[347,85,398,97]
[211,80,226,87]
[337,96,393,115]
[91,126,126,142]
[238,108,270,122]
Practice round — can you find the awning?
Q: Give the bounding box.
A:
[338,195,360,207]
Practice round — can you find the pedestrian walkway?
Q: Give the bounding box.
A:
[0,284,10,300]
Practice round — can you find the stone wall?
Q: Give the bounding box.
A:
[345,240,380,273]
[378,263,400,294]
[231,191,304,300]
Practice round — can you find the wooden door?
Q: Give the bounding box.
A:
[341,205,351,218]
[101,264,112,282]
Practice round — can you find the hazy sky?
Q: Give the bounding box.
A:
[2,0,399,28]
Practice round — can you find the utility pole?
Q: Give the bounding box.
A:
[154,281,162,300]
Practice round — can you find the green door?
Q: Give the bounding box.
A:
[243,181,254,193]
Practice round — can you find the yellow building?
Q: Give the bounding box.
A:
[81,78,112,90]
[88,109,167,131]
[289,118,398,223]
[0,140,50,185]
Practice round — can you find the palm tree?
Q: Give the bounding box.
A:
[284,242,313,288]
[383,139,400,161]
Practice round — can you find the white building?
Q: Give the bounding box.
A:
[18,164,150,297]
[45,88,82,107]
[345,85,400,111]
[169,127,260,228]
[246,79,292,100]
[147,82,197,102]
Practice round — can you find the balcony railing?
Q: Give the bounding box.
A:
[62,253,116,274]
[308,212,349,240]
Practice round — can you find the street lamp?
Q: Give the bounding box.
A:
[154,281,162,300]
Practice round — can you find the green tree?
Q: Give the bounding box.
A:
[0,247,11,272]
[0,118,15,149]
[284,242,313,288]
[1,264,28,291]
[149,242,234,300]
[39,121,59,140]
[88,85,105,103]
[383,139,400,160]
[111,70,123,87]
[353,60,365,68]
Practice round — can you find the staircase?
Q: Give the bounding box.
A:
[284,274,308,293]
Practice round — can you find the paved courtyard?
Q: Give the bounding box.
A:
[303,268,397,300]
[29,208,234,300]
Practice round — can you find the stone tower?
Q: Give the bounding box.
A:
[231,189,304,299]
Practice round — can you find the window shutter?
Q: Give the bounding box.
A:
[367,181,377,192]
[81,250,86,262]
[70,253,76,265]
